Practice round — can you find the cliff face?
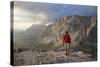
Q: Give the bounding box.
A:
[14,16,97,52]
[14,16,97,65]
[37,16,97,47]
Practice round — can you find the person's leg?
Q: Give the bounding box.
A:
[63,43,66,55]
[68,43,71,55]
[65,43,68,55]
[63,43,66,50]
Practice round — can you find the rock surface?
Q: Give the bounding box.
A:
[14,50,96,66]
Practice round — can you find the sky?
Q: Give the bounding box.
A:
[13,1,97,31]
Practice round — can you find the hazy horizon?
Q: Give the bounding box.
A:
[13,1,97,31]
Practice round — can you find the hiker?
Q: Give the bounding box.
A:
[62,31,71,56]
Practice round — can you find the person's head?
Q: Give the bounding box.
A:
[65,31,68,34]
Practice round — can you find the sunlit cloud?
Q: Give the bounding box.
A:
[13,1,97,31]
[14,20,43,31]
[14,22,33,31]
[14,7,47,22]
[45,23,52,26]
[14,6,48,31]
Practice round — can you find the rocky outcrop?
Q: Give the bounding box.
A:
[37,16,97,49]
[14,16,97,65]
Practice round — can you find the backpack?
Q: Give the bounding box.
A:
[63,34,71,43]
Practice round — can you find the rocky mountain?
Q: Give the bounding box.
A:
[14,16,97,53]
[14,24,47,49]
[13,16,97,65]
[35,16,97,49]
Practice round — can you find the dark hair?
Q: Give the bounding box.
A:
[65,31,68,34]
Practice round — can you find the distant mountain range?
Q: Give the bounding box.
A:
[14,15,97,51]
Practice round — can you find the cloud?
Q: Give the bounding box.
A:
[14,6,48,31]
[14,7,47,22]
[45,23,52,26]
[13,1,97,31]
[14,22,33,31]
[14,21,43,31]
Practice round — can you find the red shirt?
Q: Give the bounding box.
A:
[63,34,71,43]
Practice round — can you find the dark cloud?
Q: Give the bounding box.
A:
[14,1,97,21]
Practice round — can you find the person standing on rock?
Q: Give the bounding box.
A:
[63,31,71,56]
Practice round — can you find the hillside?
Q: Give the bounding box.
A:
[13,16,97,65]
[33,16,97,51]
